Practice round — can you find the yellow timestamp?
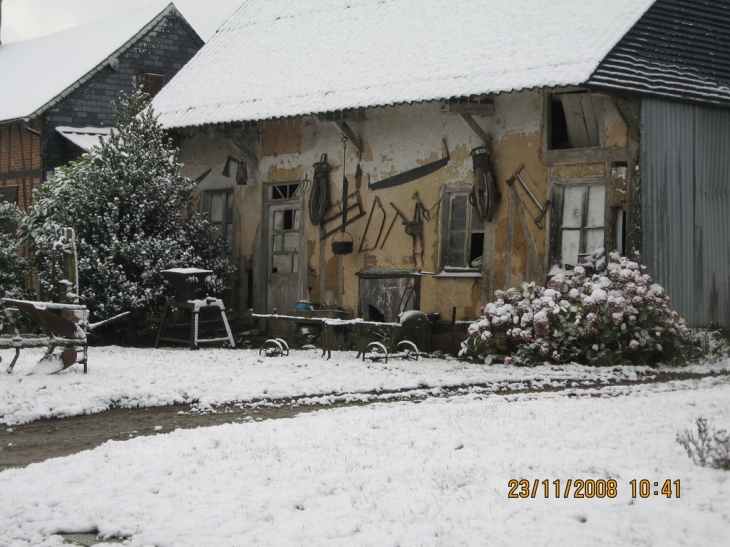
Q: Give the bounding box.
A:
[507,479,681,499]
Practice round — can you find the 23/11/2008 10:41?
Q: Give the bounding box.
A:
[507,479,681,498]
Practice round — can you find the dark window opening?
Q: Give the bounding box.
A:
[0,185,19,204]
[550,99,571,149]
[283,209,294,230]
[271,183,300,200]
[549,92,602,150]
[470,232,484,266]
[139,72,165,99]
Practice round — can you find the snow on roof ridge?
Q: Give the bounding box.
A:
[0,3,175,123]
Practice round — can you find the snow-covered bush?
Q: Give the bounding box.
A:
[678,417,730,471]
[0,201,31,332]
[22,88,232,330]
[461,252,697,366]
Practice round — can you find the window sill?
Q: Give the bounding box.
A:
[433,270,482,279]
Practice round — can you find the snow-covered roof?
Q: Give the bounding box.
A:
[56,126,112,151]
[0,3,175,124]
[152,0,656,129]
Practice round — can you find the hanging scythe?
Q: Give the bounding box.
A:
[368,139,450,190]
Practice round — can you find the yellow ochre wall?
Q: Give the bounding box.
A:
[179,88,629,321]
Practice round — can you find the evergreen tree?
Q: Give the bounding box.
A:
[22,88,232,329]
[0,201,30,332]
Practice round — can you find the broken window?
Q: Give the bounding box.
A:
[553,182,606,268]
[549,92,603,150]
[202,189,235,264]
[440,184,485,271]
[139,72,165,99]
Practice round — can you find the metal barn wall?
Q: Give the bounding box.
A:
[642,98,730,327]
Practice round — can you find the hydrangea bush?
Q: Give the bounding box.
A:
[461,252,697,366]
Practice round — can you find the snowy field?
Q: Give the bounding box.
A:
[0,375,729,546]
[1,346,728,426]
[1,347,729,545]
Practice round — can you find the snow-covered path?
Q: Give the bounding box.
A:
[2,346,728,426]
[1,376,729,546]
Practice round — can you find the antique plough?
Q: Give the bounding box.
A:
[0,299,128,374]
[0,227,128,374]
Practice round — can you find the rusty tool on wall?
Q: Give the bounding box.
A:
[368,139,450,190]
[381,202,425,267]
[470,146,501,222]
[309,154,330,225]
[506,164,549,229]
[358,196,387,252]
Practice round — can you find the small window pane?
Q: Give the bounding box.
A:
[210,193,224,222]
[586,185,606,228]
[274,211,283,230]
[284,232,298,251]
[292,252,299,274]
[274,234,283,252]
[562,186,584,229]
[471,207,484,232]
[561,229,580,267]
[293,209,300,230]
[450,195,467,231]
[273,254,291,273]
[586,228,604,253]
[448,231,466,267]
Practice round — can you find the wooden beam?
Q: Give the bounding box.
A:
[335,121,364,155]
[444,100,495,116]
[460,113,492,148]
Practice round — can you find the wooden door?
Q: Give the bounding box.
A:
[266,201,301,313]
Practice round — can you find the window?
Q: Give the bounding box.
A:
[202,189,234,263]
[270,182,300,200]
[0,185,19,204]
[549,92,604,150]
[553,181,606,268]
[439,183,485,272]
[139,72,165,99]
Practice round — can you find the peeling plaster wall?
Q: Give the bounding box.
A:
[178,88,631,321]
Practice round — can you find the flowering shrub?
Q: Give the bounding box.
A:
[461,252,697,366]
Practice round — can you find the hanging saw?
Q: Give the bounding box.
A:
[368,139,450,190]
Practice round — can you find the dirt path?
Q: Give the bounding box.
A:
[1,370,727,470]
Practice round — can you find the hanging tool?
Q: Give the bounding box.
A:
[358,196,387,252]
[319,190,366,239]
[470,146,501,222]
[382,202,425,267]
[506,164,549,229]
[309,154,330,225]
[368,139,450,190]
[412,191,431,222]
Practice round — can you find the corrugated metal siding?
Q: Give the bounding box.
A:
[589,0,730,107]
[642,98,730,326]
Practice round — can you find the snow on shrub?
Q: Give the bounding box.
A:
[461,252,696,366]
[21,87,232,331]
[0,201,31,332]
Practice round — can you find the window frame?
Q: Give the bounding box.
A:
[139,72,165,99]
[201,188,235,265]
[437,182,485,277]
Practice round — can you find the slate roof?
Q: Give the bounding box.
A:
[588,0,730,107]
[152,0,656,129]
[0,3,179,124]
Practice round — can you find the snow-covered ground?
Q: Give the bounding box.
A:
[1,347,729,546]
[1,346,728,426]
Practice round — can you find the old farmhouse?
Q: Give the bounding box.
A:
[0,2,203,210]
[151,0,730,329]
